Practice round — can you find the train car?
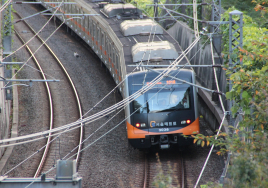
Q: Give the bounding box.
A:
[39,0,200,149]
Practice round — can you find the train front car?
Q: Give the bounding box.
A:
[126,69,199,150]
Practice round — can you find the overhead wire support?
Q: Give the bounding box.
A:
[0,62,24,65]
[146,3,208,6]
[0,79,59,82]
[12,1,76,4]
[193,0,199,38]
[13,7,61,23]
[128,64,222,68]
[41,13,99,16]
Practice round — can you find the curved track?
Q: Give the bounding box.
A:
[13,11,83,178]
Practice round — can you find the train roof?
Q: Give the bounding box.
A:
[132,41,179,63]
[102,3,142,18]
[120,19,163,36]
[85,1,188,74]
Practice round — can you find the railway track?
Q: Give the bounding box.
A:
[13,10,83,178]
[144,150,187,188]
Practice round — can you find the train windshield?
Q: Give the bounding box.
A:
[131,86,191,114]
[147,86,190,113]
[129,70,193,114]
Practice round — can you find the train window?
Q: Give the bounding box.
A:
[93,23,96,39]
[85,16,88,29]
[117,55,121,76]
[112,48,116,65]
[89,20,92,34]
[73,5,76,14]
[132,92,146,114]
[115,54,119,72]
[101,32,105,48]
[106,36,109,54]
[64,0,68,12]
[97,27,100,43]
[147,87,190,113]
[109,43,112,59]
[79,9,83,26]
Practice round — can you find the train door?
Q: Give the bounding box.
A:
[105,36,109,57]
[112,47,116,81]
[84,14,89,41]
[78,8,83,35]
[93,23,96,49]
[67,4,73,27]
[96,27,100,53]
[89,19,93,46]
[63,0,68,14]
[101,31,105,55]
[74,6,78,32]
[115,53,121,84]
[108,42,112,72]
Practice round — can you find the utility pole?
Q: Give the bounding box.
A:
[228,10,243,114]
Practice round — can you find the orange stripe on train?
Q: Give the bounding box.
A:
[126,118,199,139]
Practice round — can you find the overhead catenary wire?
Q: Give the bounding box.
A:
[26,66,188,188]
[0,0,11,12]
[4,38,201,186]
[1,17,200,179]
[22,33,201,188]
[2,2,228,184]
[2,0,165,150]
[194,29,228,188]
[2,6,185,179]
[82,8,163,119]
[2,2,72,90]
[0,3,224,151]
[9,16,224,185]
[9,31,221,188]
[2,1,64,62]
[0,36,200,146]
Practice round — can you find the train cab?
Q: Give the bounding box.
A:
[125,69,199,149]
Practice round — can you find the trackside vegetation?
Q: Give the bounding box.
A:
[193,1,268,187]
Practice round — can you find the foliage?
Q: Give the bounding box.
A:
[222,0,267,27]
[127,0,166,17]
[152,153,177,188]
[196,2,268,187]
[219,7,268,117]
[195,125,268,187]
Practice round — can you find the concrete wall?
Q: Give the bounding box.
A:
[167,21,228,132]
[0,10,13,173]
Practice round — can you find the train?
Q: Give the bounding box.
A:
[39,0,200,149]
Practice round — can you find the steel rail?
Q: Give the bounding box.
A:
[181,154,185,188]
[14,11,83,176]
[13,28,54,179]
[23,16,84,165]
[143,154,148,188]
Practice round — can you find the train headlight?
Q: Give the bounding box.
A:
[141,123,146,127]
[181,120,191,124]
[136,123,146,127]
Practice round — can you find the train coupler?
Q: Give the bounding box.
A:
[159,135,170,149]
